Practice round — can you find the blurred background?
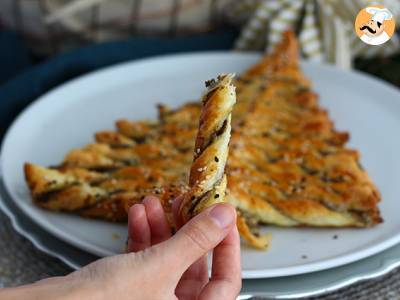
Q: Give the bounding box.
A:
[0,0,399,137]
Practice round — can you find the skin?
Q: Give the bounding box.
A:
[0,197,241,300]
[360,19,386,37]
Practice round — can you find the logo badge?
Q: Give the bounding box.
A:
[355,5,396,45]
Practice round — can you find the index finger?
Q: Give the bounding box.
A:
[198,225,242,300]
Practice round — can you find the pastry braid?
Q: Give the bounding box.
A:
[180,74,236,222]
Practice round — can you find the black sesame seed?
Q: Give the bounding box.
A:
[214,156,219,162]
[205,79,216,87]
[214,194,220,199]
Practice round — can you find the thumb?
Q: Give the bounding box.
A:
[158,203,236,276]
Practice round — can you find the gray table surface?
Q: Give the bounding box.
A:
[1,210,400,299]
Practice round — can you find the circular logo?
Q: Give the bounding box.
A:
[354,5,396,45]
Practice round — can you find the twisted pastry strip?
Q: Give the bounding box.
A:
[180,74,236,222]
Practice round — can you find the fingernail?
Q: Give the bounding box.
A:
[209,205,234,228]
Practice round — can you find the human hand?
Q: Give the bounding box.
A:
[127,196,242,300]
[0,197,241,300]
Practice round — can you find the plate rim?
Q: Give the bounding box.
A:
[2,51,400,279]
[0,199,82,271]
[0,174,85,270]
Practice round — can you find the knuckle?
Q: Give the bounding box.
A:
[223,277,242,299]
[214,275,242,295]
[182,222,213,252]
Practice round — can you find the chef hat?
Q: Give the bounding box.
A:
[365,7,393,24]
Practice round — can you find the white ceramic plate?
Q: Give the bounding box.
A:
[2,163,400,299]
[1,52,400,279]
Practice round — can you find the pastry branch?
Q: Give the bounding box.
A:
[180,74,236,222]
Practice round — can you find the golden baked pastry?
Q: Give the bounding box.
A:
[227,32,381,228]
[24,31,382,250]
[179,74,235,222]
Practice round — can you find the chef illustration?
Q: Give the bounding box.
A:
[359,7,393,45]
